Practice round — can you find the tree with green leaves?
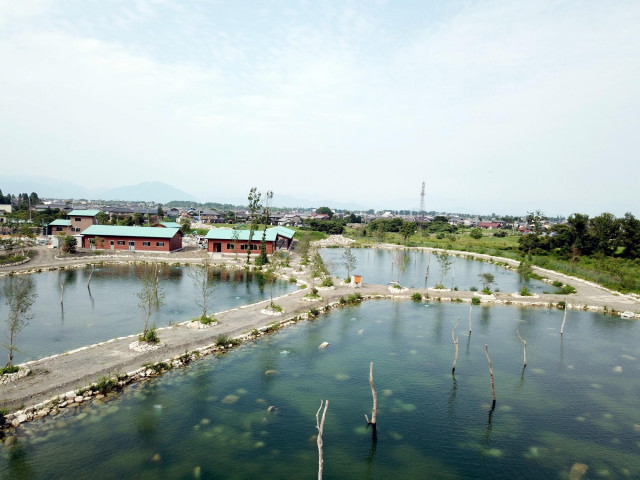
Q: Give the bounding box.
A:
[96,211,109,225]
[342,246,358,280]
[478,273,496,293]
[61,234,77,254]
[470,228,483,239]
[157,205,165,218]
[2,276,37,370]
[315,206,333,219]
[399,221,417,243]
[179,218,191,234]
[526,210,547,235]
[246,187,262,265]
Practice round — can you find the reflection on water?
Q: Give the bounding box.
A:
[0,265,296,363]
[2,302,639,479]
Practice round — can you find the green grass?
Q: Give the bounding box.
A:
[0,365,19,375]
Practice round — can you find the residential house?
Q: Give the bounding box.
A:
[67,209,100,233]
[47,219,72,235]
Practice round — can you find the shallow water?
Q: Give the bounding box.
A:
[3,301,639,479]
[320,247,549,293]
[0,265,296,363]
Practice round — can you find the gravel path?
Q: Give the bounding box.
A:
[1,243,638,418]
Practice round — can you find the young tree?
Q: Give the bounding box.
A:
[257,190,273,266]
[189,258,215,321]
[342,246,358,280]
[246,187,262,265]
[231,228,240,260]
[297,232,311,265]
[478,272,496,293]
[137,262,165,342]
[391,248,409,284]
[61,234,77,254]
[435,251,452,287]
[179,218,191,234]
[157,205,165,219]
[2,276,37,370]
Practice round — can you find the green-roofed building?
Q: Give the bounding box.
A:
[205,226,294,254]
[82,225,183,252]
[66,209,101,233]
[47,219,72,235]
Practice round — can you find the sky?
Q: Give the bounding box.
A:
[1,0,639,216]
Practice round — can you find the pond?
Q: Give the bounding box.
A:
[0,265,297,363]
[2,301,639,479]
[320,247,549,293]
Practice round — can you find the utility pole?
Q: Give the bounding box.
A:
[419,181,425,224]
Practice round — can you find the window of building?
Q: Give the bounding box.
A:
[240,244,248,250]
[250,244,258,250]
[110,241,114,245]
[156,242,165,247]
[117,241,125,245]
[226,243,234,250]
[56,227,62,231]
[142,241,151,246]
[74,217,82,222]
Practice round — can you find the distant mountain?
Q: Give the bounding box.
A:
[98,181,198,203]
[0,175,91,199]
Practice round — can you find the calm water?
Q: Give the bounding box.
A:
[0,265,296,363]
[320,247,549,293]
[2,301,639,479]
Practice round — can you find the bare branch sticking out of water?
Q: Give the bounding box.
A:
[316,399,329,480]
[364,362,377,426]
[451,318,460,374]
[485,344,496,408]
[517,329,527,367]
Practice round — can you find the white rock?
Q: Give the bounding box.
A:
[318,342,330,350]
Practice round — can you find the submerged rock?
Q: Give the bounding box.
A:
[569,463,588,480]
[318,342,330,350]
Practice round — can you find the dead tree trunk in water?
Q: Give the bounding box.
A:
[517,329,527,367]
[364,362,377,427]
[468,303,473,333]
[561,301,568,335]
[316,399,329,480]
[485,344,496,408]
[87,264,95,288]
[451,318,460,374]
[60,283,65,306]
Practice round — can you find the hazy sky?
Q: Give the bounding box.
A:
[1,0,639,215]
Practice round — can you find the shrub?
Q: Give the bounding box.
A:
[434,283,446,289]
[471,297,481,305]
[139,326,159,344]
[411,292,422,301]
[216,334,240,346]
[298,283,308,289]
[470,228,483,239]
[91,375,119,395]
[320,277,334,287]
[470,286,478,291]
[251,328,260,336]
[558,284,577,294]
[0,365,19,376]
[344,276,351,283]
[269,303,283,312]
[552,280,563,288]
[557,301,566,309]
[493,230,507,237]
[482,287,492,294]
[520,286,533,296]
[309,308,320,318]
[198,316,217,325]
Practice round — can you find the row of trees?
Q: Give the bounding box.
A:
[0,190,39,207]
[519,212,640,259]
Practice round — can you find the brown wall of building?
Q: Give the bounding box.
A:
[207,239,274,254]
[83,234,182,252]
[70,216,97,233]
